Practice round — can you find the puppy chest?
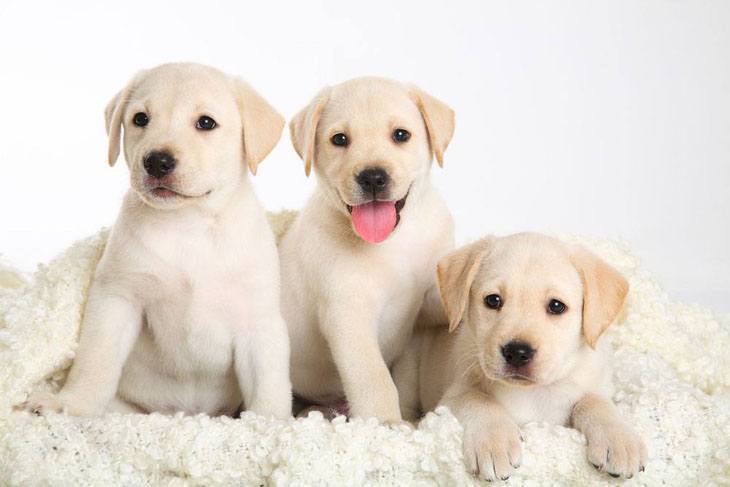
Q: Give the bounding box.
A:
[496,385,581,426]
[142,281,250,372]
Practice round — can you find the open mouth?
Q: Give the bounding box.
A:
[151,187,181,199]
[149,186,211,200]
[345,192,409,244]
[503,373,535,385]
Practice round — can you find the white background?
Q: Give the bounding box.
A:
[0,1,728,312]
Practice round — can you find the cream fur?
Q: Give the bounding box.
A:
[396,233,646,481]
[22,63,291,419]
[280,77,455,422]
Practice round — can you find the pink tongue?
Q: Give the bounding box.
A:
[351,201,397,243]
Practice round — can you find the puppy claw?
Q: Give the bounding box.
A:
[464,420,522,482]
[23,391,64,415]
[585,421,645,479]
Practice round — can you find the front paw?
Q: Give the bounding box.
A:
[349,398,403,424]
[22,391,65,415]
[585,421,647,479]
[21,391,100,417]
[463,420,523,482]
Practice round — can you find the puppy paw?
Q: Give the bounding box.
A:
[585,421,647,479]
[21,391,101,417]
[21,391,64,415]
[463,420,522,482]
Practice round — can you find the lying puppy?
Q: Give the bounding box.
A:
[395,233,646,480]
[25,63,291,418]
[280,77,455,422]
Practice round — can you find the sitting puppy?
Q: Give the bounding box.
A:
[24,63,291,419]
[280,77,455,422]
[394,233,646,480]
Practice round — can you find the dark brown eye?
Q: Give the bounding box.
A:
[484,294,502,310]
[196,116,217,130]
[133,112,149,127]
[331,133,348,147]
[547,299,566,314]
[393,128,411,143]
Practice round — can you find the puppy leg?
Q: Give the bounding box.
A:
[235,314,292,420]
[442,385,522,482]
[571,393,647,479]
[321,303,402,423]
[391,337,421,422]
[25,285,142,416]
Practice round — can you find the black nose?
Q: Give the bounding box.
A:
[143,151,177,179]
[501,341,535,368]
[356,168,389,194]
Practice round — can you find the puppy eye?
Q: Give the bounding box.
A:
[547,299,566,314]
[331,133,348,147]
[392,128,411,143]
[196,116,217,131]
[133,112,149,127]
[484,294,503,310]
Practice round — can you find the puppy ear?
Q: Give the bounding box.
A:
[571,247,629,348]
[409,86,455,167]
[437,238,492,332]
[104,88,130,167]
[289,88,330,177]
[234,80,285,175]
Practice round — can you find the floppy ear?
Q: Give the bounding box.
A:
[571,247,629,348]
[234,80,285,175]
[409,86,455,167]
[289,88,330,177]
[437,238,493,332]
[104,88,131,167]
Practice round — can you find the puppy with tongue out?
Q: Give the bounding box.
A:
[351,199,396,243]
[280,77,456,423]
[348,168,406,243]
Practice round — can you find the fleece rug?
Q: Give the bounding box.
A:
[0,217,728,486]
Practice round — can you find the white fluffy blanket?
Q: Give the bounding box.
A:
[1,225,729,486]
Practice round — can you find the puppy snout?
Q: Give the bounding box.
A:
[144,151,177,179]
[501,341,535,368]
[356,167,389,194]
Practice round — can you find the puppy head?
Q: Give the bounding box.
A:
[290,77,454,243]
[105,63,284,210]
[437,233,628,387]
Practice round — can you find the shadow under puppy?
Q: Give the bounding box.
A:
[24,63,292,419]
[394,233,646,480]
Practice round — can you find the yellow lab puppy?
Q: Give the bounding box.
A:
[395,233,646,480]
[280,77,455,422]
[24,63,292,419]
